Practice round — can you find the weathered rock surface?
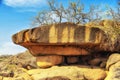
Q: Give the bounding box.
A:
[12,22,120,56]
[105,53,120,80]
[38,76,70,80]
[84,68,106,80]
[1,50,120,80]
[106,53,120,70]
[10,20,120,79]
[36,55,64,68]
[0,51,36,80]
[28,45,90,56]
[0,51,37,71]
[66,56,79,64]
[0,68,33,80]
[88,58,107,67]
[12,21,120,68]
[27,66,106,80]
[0,76,3,80]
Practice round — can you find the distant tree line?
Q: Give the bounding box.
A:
[31,0,120,26]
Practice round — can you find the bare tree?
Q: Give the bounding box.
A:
[32,0,101,25]
[32,0,119,26]
[47,0,65,23]
[31,10,56,26]
[86,5,102,22]
[66,0,85,23]
[106,6,120,22]
[31,11,47,26]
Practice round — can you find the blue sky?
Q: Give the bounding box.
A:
[0,0,118,55]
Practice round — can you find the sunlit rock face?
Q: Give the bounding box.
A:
[12,21,119,56]
[105,53,120,80]
[12,20,120,68]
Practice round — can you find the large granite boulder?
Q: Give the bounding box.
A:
[105,53,120,80]
[12,22,119,56]
[12,21,120,68]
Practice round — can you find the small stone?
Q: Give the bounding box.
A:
[36,55,64,68]
[100,61,106,68]
[0,76,3,80]
[66,56,79,64]
[88,58,101,66]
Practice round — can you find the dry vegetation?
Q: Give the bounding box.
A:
[31,0,120,47]
[32,0,120,26]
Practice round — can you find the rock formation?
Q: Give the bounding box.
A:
[1,51,120,80]
[105,53,120,80]
[12,22,104,56]
[12,20,120,68]
[27,66,106,80]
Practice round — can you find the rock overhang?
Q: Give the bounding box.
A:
[12,21,120,56]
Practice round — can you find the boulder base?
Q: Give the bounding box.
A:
[105,53,120,80]
[36,55,64,68]
[106,53,120,70]
[27,66,107,80]
[66,56,79,64]
[23,44,91,56]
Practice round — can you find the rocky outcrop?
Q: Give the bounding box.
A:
[0,66,107,80]
[12,22,119,56]
[12,20,120,68]
[0,50,120,80]
[105,53,120,80]
[0,51,36,80]
[106,53,120,70]
[27,66,106,80]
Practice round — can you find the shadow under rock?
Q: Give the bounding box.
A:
[39,76,71,80]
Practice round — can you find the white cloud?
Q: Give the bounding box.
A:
[0,42,26,55]
[3,0,46,7]
[17,8,38,12]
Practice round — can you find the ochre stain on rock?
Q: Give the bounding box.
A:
[85,27,90,42]
[12,22,105,45]
[62,27,69,43]
[49,25,58,43]
[24,31,30,42]
[95,32,102,43]
[69,27,75,43]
